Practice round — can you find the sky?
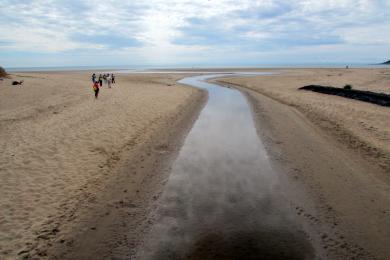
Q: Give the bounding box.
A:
[0,0,389,68]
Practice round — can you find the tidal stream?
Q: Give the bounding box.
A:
[138,74,314,260]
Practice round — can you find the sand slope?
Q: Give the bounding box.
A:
[0,72,204,259]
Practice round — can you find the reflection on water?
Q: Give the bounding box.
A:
[138,74,314,260]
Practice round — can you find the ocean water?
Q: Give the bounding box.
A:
[4,63,389,72]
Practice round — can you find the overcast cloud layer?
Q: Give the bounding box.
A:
[0,0,389,67]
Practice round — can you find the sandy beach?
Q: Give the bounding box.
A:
[216,68,390,259]
[2,0,389,259]
[0,68,389,259]
[217,68,390,171]
[0,72,206,258]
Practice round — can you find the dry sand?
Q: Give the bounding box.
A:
[217,68,390,171]
[216,68,390,259]
[0,72,206,259]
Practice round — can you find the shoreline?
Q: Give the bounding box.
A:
[4,64,390,73]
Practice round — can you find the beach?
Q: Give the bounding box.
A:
[0,72,206,258]
[216,68,390,259]
[0,68,389,259]
[216,68,389,171]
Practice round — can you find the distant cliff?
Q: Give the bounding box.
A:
[381,60,390,65]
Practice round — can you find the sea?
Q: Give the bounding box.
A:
[4,63,389,72]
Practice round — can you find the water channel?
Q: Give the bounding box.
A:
[138,74,314,260]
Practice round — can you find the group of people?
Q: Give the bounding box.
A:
[91,73,116,99]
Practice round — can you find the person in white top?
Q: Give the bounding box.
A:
[107,75,112,88]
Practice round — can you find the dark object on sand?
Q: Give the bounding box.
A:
[12,80,24,85]
[343,84,352,90]
[381,60,390,65]
[0,66,7,78]
[299,85,390,107]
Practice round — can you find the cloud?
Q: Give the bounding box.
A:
[0,0,389,67]
[71,33,141,49]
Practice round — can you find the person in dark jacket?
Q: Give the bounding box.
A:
[98,74,103,87]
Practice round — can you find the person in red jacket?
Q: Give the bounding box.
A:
[93,81,100,99]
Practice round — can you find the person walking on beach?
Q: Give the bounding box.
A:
[98,74,103,87]
[107,75,112,88]
[93,81,100,99]
[103,74,107,85]
[111,73,115,84]
[91,73,96,83]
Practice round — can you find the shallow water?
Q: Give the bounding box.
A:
[139,74,314,260]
